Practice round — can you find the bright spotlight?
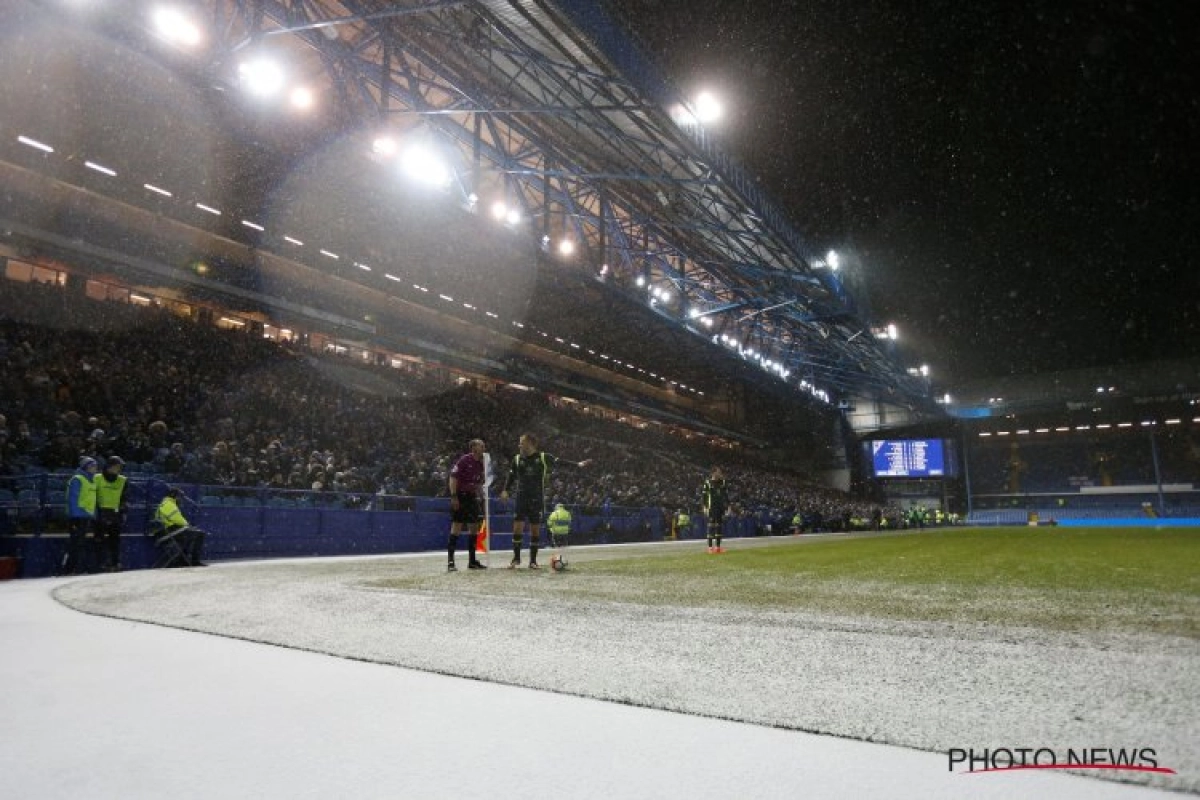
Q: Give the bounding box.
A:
[919,364,930,377]
[826,249,840,270]
[505,208,521,225]
[887,323,898,340]
[558,239,575,256]
[694,90,723,124]
[660,289,672,303]
[635,275,646,287]
[701,316,714,328]
[289,86,315,110]
[372,136,398,157]
[238,58,285,98]
[688,308,702,319]
[491,201,507,220]
[400,145,450,187]
[153,6,203,47]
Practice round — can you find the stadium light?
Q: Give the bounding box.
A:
[635,275,646,287]
[17,135,54,153]
[238,58,286,98]
[289,86,315,111]
[152,6,203,48]
[826,249,840,270]
[372,136,398,157]
[693,90,723,124]
[558,239,575,256]
[919,364,930,377]
[400,144,450,188]
[887,323,898,340]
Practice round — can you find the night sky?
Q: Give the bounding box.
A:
[608,0,1199,386]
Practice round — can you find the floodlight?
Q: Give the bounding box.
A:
[505,208,521,225]
[372,136,398,157]
[688,308,702,319]
[400,145,450,187]
[289,87,315,111]
[826,249,840,270]
[919,364,930,377]
[887,323,898,340]
[635,275,646,287]
[238,58,285,98]
[153,6,203,47]
[694,90,723,124]
[558,239,575,256]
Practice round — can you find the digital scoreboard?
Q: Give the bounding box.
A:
[868,439,947,478]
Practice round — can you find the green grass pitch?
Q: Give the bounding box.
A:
[576,527,1200,637]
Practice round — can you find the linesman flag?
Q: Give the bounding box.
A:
[476,519,488,553]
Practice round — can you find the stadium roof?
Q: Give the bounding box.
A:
[16,0,936,407]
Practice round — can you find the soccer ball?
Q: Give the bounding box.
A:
[550,554,568,572]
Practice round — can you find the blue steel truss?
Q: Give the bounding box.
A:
[108,0,933,404]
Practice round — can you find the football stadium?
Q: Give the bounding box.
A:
[0,1,1196,797]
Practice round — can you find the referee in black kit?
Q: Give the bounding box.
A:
[499,432,590,569]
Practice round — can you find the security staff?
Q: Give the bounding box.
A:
[673,509,691,540]
[95,456,128,572]
[154,488,207,567]
[62,456,99,575]
[547,502,572,549]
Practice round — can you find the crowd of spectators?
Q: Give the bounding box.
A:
[1,279,893,527]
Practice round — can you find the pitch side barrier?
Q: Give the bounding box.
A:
[1,475,753,578]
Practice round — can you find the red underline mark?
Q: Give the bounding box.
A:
[965,764,1176,776]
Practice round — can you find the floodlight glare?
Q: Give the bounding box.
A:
[400,145,450,187]
[887,323,898,340]
[238,58,285,98]
[153,7,203,47]
[688,308,702,319]
[694,90,723,124]
[289,86,315,110]
[491,201,507,220]
[558,239,575,256]
[372,136,398,157]
[505,208,521,225]
[826,249,840,270]
[635,275,646,287]
[919,364,930,377]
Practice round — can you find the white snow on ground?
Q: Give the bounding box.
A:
[2,543,1195,799]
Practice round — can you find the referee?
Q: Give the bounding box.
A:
[447,438,488,572]
[500,432,590,569]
